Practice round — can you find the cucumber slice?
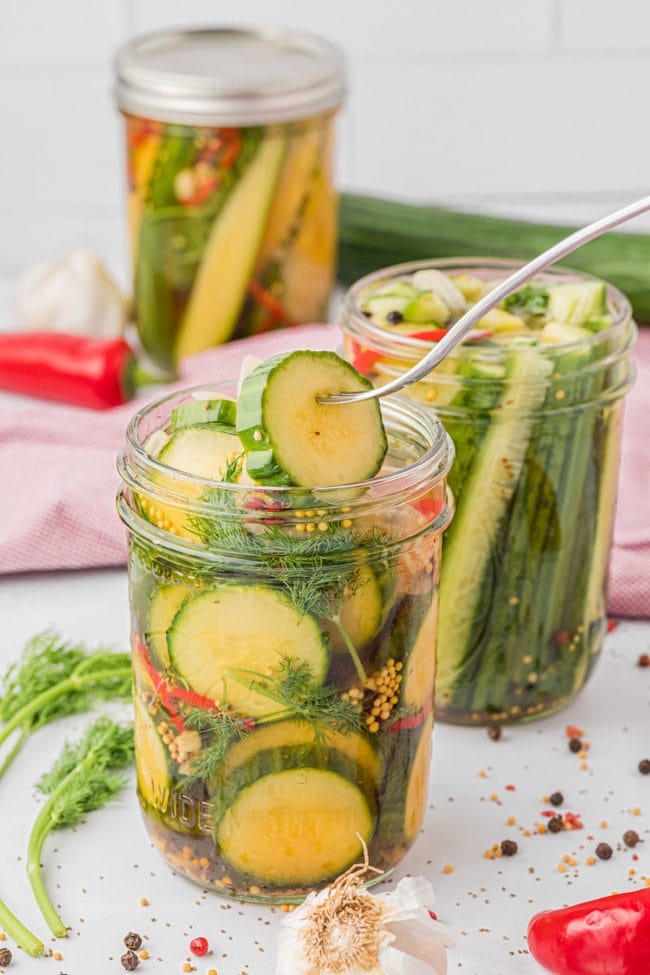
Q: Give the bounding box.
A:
[170,398,236,433]
[403,292,450,325]
[146,583,193,671]
[237,350,388,487]
[175,133,286,358]
[364,294,409,325]
[477,308,526,333]
[215,757,375,884]
[547,281,607,327]
[218,718,383,786]
[168,585,328,716]
[323,564,384,653]
[436,347,554,705]
[133,694,172,811]
[375,279,419,299]
[403,712,433,841]
[400,599,438,713]
[540,321,591,345]
[143,426,242,538]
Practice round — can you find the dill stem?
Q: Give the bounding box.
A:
[0,667,132,749]
[331,615,367,684]
[26,750,97,938]
[0,896,44,956]
[0,725,28,782]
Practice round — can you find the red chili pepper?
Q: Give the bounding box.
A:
[0,333,152,409]
[409,329,450,342]
[350,340,380,375]
[248,279,296,331]
[412,496,445,520]
[527,888,650,975]
[388,695,433,732]
[134,638,186,733]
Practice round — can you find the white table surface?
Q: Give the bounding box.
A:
[0,568,648,975]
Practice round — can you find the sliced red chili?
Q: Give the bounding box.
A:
[349,340,380,375]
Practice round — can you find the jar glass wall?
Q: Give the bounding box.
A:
[339,259,637,726]
[117,383,453,901]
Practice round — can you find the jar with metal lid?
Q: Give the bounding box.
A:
[338,258,637,726]
[117,379,453,900]
[114,28,345,375]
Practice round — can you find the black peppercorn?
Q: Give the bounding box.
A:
[124,933,142,951]
[500,839,518,856]
[121,949,140,971]
[548,816,564,834]
[549,791,564,807]
[487,726,502,742]
[623,830,641,848]
[596,842,613,860]
[0,947,12,966]
[637,653,650,668]
[386,310,404,324]
[639,759,650,775]
[568,737,583,753]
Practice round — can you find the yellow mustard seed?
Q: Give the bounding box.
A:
[305,509,315,518]
[306,523,316,533]
[507,816,516,826]
[295,510,304,518]
[317,522,328,532]
[443,864,454,874]
[586,857,596,866]
[295,523,306,532]
[53,952,63,961]
[182,963,193,973]
[140,950,150,960]
[341,518,352,529]
[555,390,566,400]
[139,897,149,906]
[557,863,566,873]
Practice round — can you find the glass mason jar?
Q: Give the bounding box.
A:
[117,382,453,901]
[339,259,637,726]
[114,28,345,375]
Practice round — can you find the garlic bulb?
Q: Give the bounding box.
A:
[276,869,455,975]
[15,250,127,339]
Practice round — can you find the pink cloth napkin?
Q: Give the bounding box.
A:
[0,323,648,618]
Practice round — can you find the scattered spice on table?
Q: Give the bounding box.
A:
[124,933,142,951]
[639,759,650,775]
[568,737,583,753]
[549,791,564,807]
[500,840,518,857]
[121,949,140,971]
[548,816,564,834]
[638,653,650,667]
[0,947,12,967]
[596,842,613,860]
[624,830,641,847]
[487,726,501,741]
[189,937,209,956]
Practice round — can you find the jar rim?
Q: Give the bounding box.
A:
[340,257,633,361]
[117,382,455,554]
[114,26,346,126]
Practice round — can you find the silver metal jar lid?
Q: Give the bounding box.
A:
[114,26,346,126]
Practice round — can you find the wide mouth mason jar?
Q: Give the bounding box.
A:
[114,28,345,375]
[117,382,453,901]
[338,258,637,726]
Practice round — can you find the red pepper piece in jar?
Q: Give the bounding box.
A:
[527,888,650,975]
[0,332,153,409]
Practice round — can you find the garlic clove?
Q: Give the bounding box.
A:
[15,250,127,339]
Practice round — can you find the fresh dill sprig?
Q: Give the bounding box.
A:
[27,717,134,938]
[504,284,549,318]
[229,657,364,740]
[179,707,252,785]
[0,631,132,781]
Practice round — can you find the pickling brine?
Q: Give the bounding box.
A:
[117,354,453,901]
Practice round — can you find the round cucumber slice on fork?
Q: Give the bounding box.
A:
[236,350,388,487]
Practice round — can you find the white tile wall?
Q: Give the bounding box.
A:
[1,0,649,282]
